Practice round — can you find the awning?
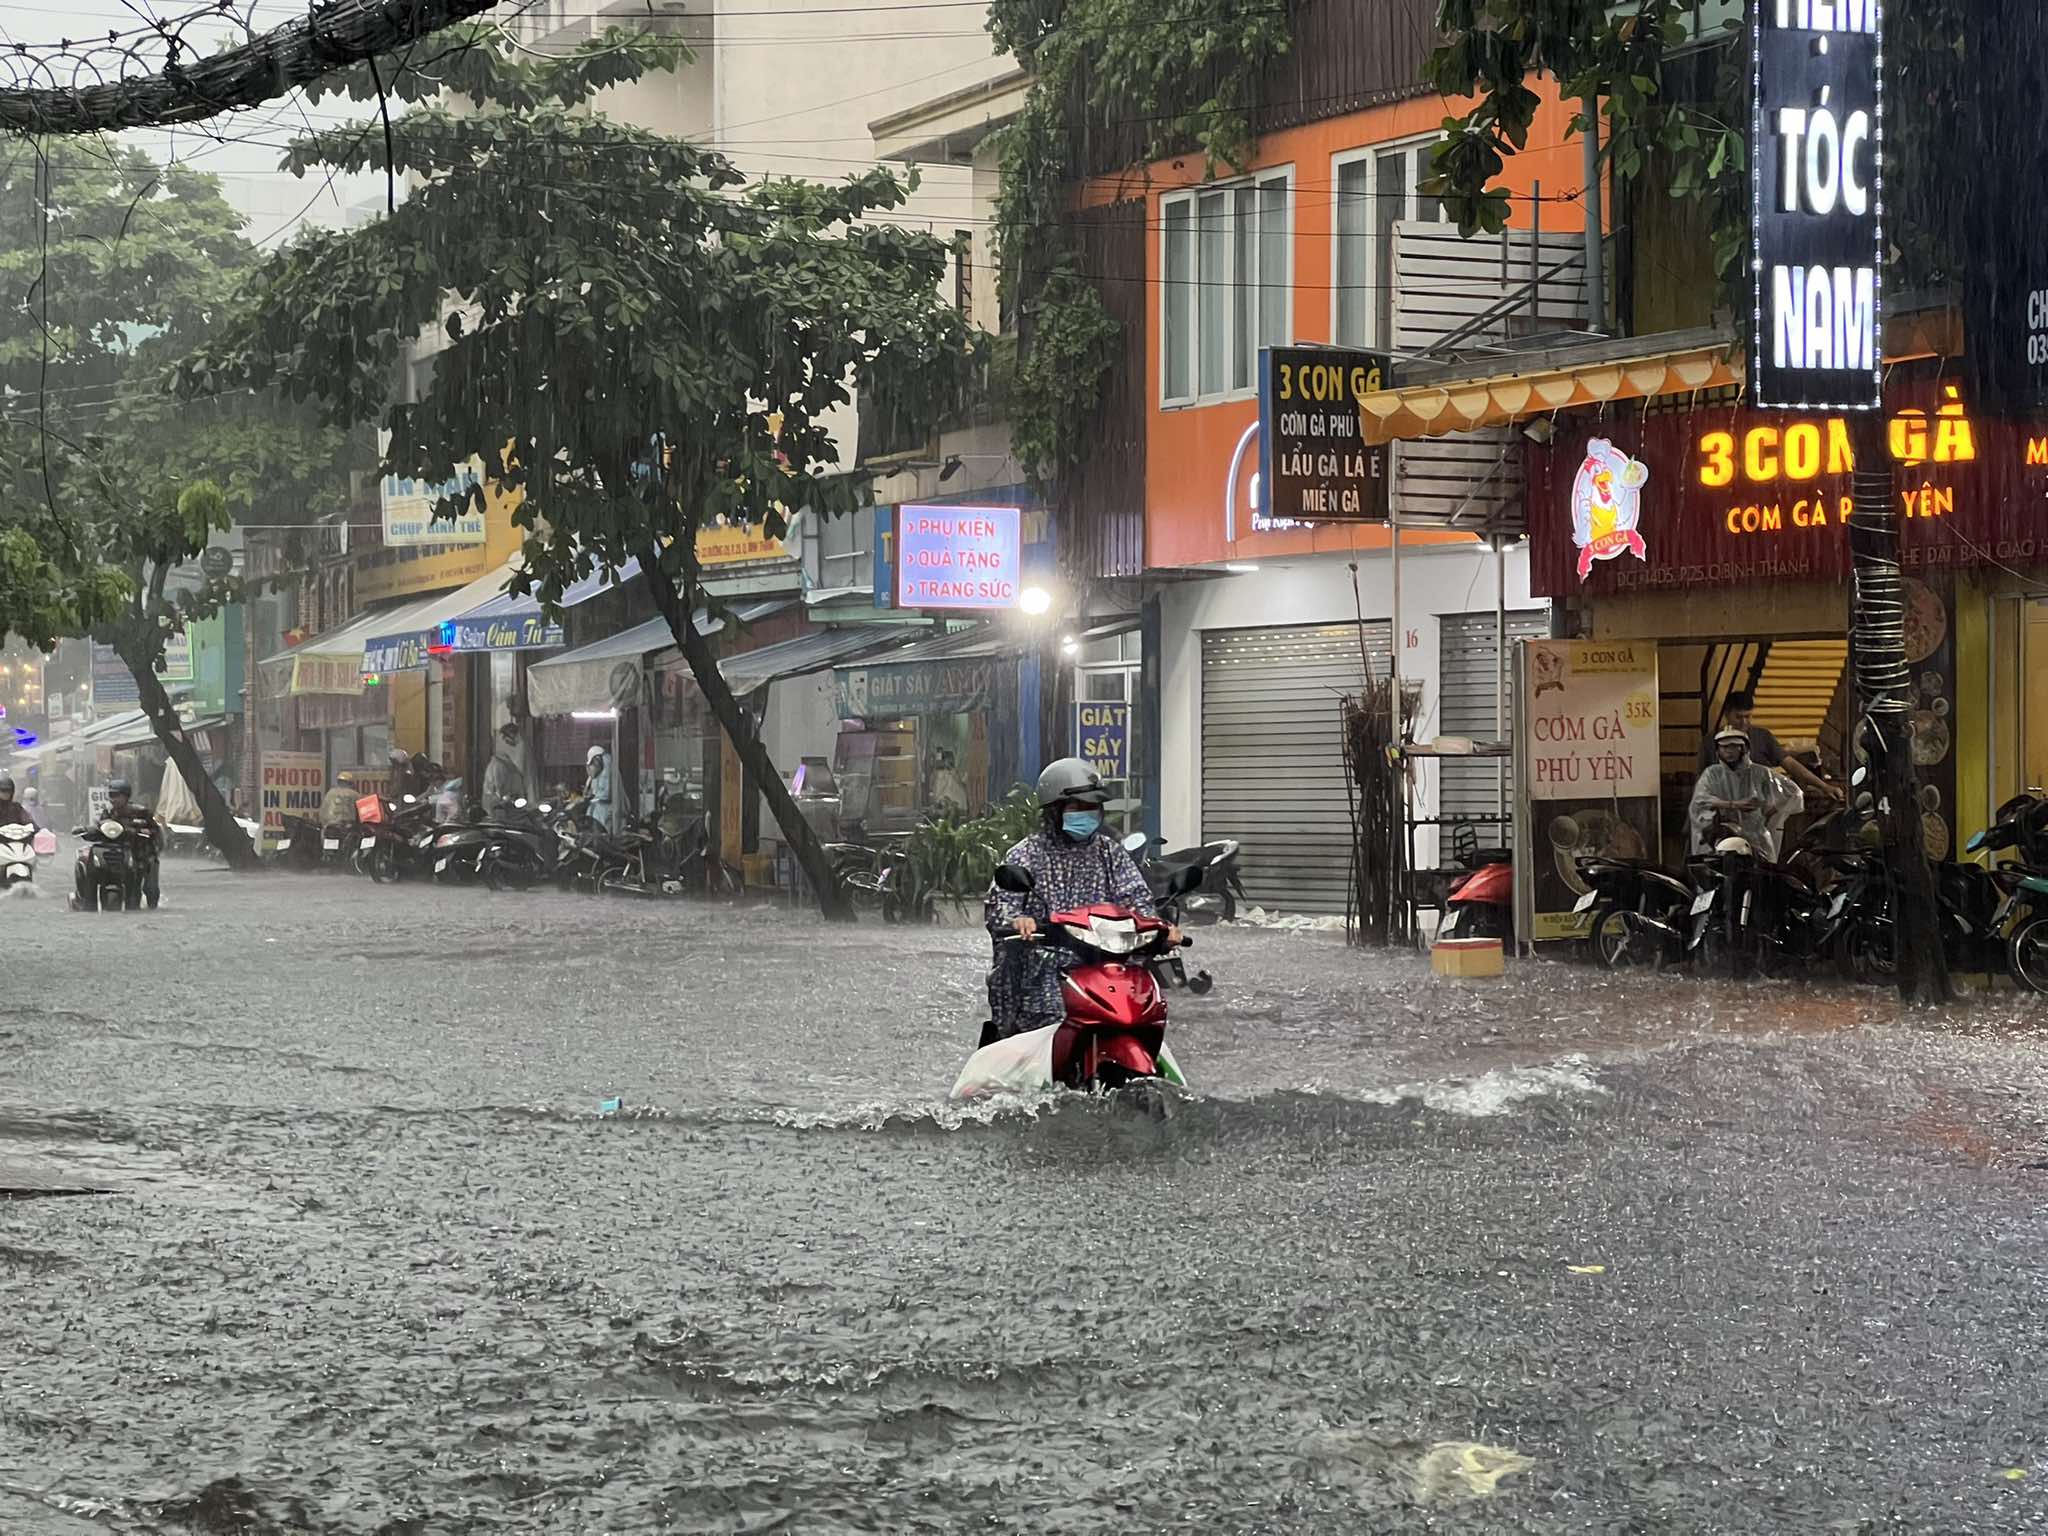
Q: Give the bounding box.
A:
[1360,335,1740,444]
[360,560,534,674]
[443,557,642,654]
[715,626,910,694]
[260,591,466,696]
[71,708,150,745]
[100,713,228,752]
[831,624,1009,718]
[524,600,789,717]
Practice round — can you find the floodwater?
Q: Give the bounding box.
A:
[5,871,2048,1532]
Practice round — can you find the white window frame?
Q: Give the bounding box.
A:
[1330,135,1449,353]
[1159,166,1295,409]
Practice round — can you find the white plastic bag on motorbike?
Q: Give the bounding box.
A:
[951,1024,1059,1099]
[950,1025,1188,1100]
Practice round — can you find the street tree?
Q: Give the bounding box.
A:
[182,29,976,917]
[0,147,352,866]
[1424,0,1956,1004]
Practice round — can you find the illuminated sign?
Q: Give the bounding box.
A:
[1751,0,1883,410]
[1569,439,1650,580]
[1257,346,1390,524]
[439,612,565,654]
[893,504,1022,611]
[1693,387,1979,533]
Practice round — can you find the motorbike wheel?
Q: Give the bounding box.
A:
[1834,918,1896,985]
[2008,915,2048,994]
[366,842,400,885]
[482,852,537,893]
[1589,906,1660,971]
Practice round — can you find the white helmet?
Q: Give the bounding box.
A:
[586,744,607,765]
[1715,834,1754,855]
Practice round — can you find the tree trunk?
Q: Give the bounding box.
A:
[640,557,854,921]
[125,650,261,871]
[1846,421,1950,1004]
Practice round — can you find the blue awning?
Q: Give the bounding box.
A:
[442,558,642,652]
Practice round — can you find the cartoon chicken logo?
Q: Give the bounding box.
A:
[1569,438,1650,580]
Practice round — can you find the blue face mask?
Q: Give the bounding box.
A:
[1061,809,1102,840]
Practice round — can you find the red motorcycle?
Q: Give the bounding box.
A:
[1440,846,1513,942]
[952,861,1198,1099]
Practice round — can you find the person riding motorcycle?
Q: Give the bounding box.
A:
[81,777,161,909]
[1690,728,1775,855]
[982,757,1178,1040]
[0,775,34,830]
[318,771,360,830]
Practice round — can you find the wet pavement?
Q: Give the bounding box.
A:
[5,869,2048,1532]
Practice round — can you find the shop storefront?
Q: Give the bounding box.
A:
[1526,373,2038,858]
[830,626,1031,836]
[523,601,796,827]
[1154,543,1544,913]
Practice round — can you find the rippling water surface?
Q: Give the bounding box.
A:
[5,874,2048,1531]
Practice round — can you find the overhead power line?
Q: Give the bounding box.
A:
[0,0,501,135]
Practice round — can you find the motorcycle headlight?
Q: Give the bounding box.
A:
[100,819,123,839]
[1087,915,1141,954]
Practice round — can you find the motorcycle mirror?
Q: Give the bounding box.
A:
[1122,831,1148,854]
[1168,864,1203,896]
[992,862,1034,894]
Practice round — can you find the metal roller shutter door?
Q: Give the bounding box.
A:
[1437,609,1550,848]
[1201,621,1391,915]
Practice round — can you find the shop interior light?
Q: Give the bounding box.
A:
[1223,562,1260,573]
[572,709,619,721]
[1059,634,1079,655]
[1018,585,1053,616]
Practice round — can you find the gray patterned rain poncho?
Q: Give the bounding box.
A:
[983,826,1155,1037]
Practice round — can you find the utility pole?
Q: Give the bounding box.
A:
[1846,421,1951,1004]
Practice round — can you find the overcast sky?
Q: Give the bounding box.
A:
[5,0,384,240]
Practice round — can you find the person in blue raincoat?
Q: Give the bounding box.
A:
[982,757,1176,1040]
[584,743,614,834]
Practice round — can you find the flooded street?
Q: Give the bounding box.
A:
[0,876,2045,1531]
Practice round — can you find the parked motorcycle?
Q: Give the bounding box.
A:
[1958,796,2048,991]
[951,860,1200,1102]
[430,798,558,890]
[72,817,157,912]
[355,793,442,884]
[1440,844,1513,942]
[1573,855,1695,970]
[1125,832,1246,925]
[1686,810,1857,978]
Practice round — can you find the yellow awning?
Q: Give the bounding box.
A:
[1361,339,1742,445]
